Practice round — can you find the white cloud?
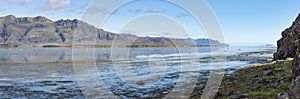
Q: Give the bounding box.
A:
[47,0,71,10]
[9,0,32,5]
[0,8,5,12]
[28,0,72,13]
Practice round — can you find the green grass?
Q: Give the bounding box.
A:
[213,59,293,99]
[248,92,278,99]
[276,82,291,91]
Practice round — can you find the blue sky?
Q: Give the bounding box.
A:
[208,0,300,44]
[0,0,299,44]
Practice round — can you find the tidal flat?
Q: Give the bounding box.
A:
[0,46,275,98]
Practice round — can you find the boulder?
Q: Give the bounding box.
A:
[277,92,289,99]
[229,94,249,99]
[263,70,273,76]
[217,90,233,96]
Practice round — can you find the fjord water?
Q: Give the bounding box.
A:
[0,46,275,98]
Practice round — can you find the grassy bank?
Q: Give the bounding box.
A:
[190,58,293,98]
[216,58,293,98]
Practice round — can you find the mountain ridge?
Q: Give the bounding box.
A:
[0,15,227,47]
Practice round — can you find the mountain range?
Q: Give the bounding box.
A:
[0,15,227,47]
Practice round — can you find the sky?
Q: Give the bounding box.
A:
[0,0,300,45]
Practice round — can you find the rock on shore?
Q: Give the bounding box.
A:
[274,13,300,98]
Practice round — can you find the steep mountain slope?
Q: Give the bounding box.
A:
[0,15,226,47]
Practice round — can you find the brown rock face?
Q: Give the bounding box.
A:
[274,13,300,98]
[274,14,300,60]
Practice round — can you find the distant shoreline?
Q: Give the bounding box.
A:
[0,44,229,48]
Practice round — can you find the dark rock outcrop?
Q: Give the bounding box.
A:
[1,24,10,43]
[274,14,300,60]
[34,16,52,23]
[274,13,300,99]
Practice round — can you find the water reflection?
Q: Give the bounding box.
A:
[0,47,215,63]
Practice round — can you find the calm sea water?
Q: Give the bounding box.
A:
[0,46,275,98]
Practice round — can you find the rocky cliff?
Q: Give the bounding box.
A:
[0,15,225,47]
[274,13,300,98]
[0,15,129,46]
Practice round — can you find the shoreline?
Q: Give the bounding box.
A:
[190,58,293,98]
[0,44,228,48]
